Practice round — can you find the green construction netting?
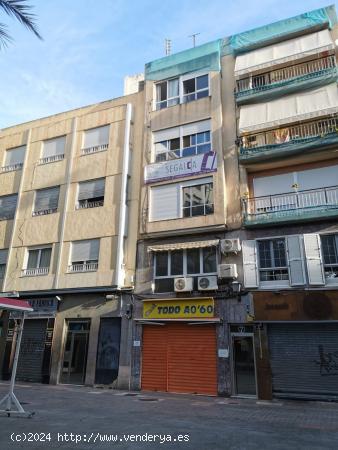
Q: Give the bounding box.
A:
[236,68,338,105]
[223,5,337,55]
[145,40,222,81]
[240,132,338,164]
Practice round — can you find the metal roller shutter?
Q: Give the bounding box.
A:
[269,323,338,399]
[16,319,48,383]
[142,323,217,395]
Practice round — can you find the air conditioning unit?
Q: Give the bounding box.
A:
[220,238,241,254]
[174,277,193,292]
[198,276,218,291]
[218,264,238,279]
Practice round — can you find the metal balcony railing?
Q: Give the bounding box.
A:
[236,55,336,95]
[68,262,98,273]
[32,208,58,217]
[0,163,23,173]
[22,267,49,277]
[81,144,108,155]
[243,185,338,220]
[240,115,338,150]
[76,199,104,210]
[38,154,64,165]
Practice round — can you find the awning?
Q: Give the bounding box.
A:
[234,29,334,76]
[147,239,219,252]
[239,82,338,133]
[0,298,33,312]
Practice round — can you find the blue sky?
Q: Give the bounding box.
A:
[0,0,335,128]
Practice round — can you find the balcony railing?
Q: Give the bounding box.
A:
[236,56,336,96]
[81,144,108,156]
[22,267,49,277]
[0,163,23,173]
[76,199,104,210]
[240,115,338,151]
[68,262,98,273]
[38,154,64,165]
[32,208,58,217]
[243,185,338,223]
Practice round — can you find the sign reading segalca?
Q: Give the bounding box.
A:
[144,152,217,184]
[143,298,214,319]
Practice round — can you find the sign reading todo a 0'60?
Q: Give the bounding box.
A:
[143,298,214,319]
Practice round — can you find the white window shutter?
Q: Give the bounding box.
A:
[83,125,110,148]
[78,178,105,201]
[150,184,180,221]
[242,240,259,288]
[72,239,100,262]
[286,235,305,286]
[5,146,25,165]
[303,234,325,286]
[43,136,65,158]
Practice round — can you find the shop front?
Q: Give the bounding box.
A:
[139,297,219,395]
[253,291,338,400]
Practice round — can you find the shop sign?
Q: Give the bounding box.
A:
[144,152,217,184]
[143,298,214,319]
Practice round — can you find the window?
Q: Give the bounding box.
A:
[154,130,211,162]
[0,194,17,220]
[321,235,338,280]
[156,78,179,110]
[40,136,65,165]
[257,239,289,282]
[69,239,100,272]
[0,249,8,282]
[154,247,217,292]
[155,73,209,110]
[82,125,110,155]
[23,247,52,276]
[182,183,214,217]
[1,146,25,172]
[182,74,209,103]
[33,186,60,216]
[77,178,105,209]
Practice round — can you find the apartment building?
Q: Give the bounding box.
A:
[0,93,144,388]
[131,5,338,400]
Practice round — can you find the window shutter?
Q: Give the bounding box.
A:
[83,125,110,148]
[150,184,180,221]
[43,136,65,158]
[0,194,17,219]
[182,119,211,136]
[78,178,105,201]
[153,126,179,143]
[35,187,60,212]
[0,249,8,265]
[242,240,259,288]
[303,233,325,286]
[5,146,25,165]
[286,235,305,286]
[72,239,100,262]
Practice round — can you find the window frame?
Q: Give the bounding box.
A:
[32,186,60,216]
[154,71,210,111]
[321,234,338,283]
[76,178,105,210]
[181,182,214,218]
[69,239,100,272]
[257,238,289,285]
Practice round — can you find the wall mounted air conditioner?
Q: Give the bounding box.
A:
[217,264,238,279]
[220,238,241,254]
[174,277,193,292]
[198,276,218,291]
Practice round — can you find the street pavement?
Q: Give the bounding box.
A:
[0,382,337,449]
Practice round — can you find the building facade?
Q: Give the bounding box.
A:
[0,93,144,388]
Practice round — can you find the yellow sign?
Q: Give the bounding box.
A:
[143,298,214,319]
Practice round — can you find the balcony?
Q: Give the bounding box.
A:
[38,154,64,165]
[0,163,23,173]
[68,262,98,273]
[243,185,338,227]
[22,267,49,277]
[235,56,337,104]
[81,144,108,156]
[239,115,338,164]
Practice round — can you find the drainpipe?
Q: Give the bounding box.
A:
[115,103,132,289]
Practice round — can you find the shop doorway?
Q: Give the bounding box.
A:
[232,333,257,396]
[61,320,90,385]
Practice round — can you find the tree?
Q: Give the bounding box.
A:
[0,0,42,46]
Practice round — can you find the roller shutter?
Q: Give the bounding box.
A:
[268,323,338,399]
[16,319,48,383]
[142,323,217,395]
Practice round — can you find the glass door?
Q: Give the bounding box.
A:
[61,320,90,384]
[232,334,257,396]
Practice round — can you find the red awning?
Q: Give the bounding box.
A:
[0,297,33,312]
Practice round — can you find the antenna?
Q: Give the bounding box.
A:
[189,33,200,48]
[165,38,172,56]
